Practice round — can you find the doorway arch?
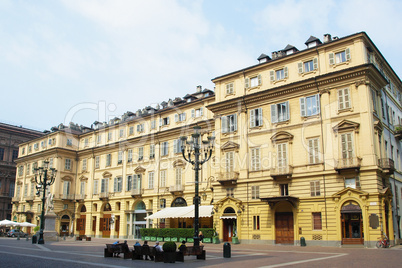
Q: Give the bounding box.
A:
[222,207,237,242]
[60,215,70,237]
[341,201,363,245]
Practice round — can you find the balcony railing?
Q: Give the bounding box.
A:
[334,157,361,172]
[169,185,185,194]
[75,194,86,201]
[99,192,109,200]
[11,197,20,203]
[61,194,75,200]
[378,158,395,174]
[25,195,34,202]
[131,188,144,197]
[270,166,293,179]
[217,171,239,185]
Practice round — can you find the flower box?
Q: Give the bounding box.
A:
[164,237,171,242]
[203,237,211,243]
[171,237,178,242]
[157,237,164,242]
[150,236,157,241]
[143,236,151,241]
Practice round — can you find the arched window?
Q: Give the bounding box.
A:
[80,205,87,212]
[171,197,187,207]
[223,207,235,213]
[135,201,146,210]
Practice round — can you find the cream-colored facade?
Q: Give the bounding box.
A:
[12,32,402,247]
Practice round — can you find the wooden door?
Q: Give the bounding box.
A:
[223,219,234,242]
[92,216,96,232]
[115,216,120,237]
[275,213,294,244]
[76,215,86,236]
[341,213,363,244]
[100,214,111,238]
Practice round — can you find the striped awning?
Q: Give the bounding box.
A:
[145,205,213,219]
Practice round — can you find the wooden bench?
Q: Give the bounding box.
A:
[104,243,132,258]
[132,245,163,261]
[176,245,205,262]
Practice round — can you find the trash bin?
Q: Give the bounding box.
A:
[223,242,231,258]
[300,237,306,247]
[32,235,37,244]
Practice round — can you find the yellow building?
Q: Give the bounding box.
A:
[12,32,402,247]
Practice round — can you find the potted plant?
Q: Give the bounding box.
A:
[231,222,239,244]
[162,241,177,263]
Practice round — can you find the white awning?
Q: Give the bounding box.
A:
[220,215,237,219]
[145,205,213,220]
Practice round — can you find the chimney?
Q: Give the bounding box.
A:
[196,85,202,92]
[323,34,331,43]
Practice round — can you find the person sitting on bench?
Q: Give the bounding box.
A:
[178,240,187,253]
[142,240,153,260]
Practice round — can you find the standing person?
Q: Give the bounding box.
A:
[199,231,204,245]
[154,241,163,252]
[142,240,153,260]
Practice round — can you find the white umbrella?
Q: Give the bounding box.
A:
[18,222,36,227]
[0,220,19,227]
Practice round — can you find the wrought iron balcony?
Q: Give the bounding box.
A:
[378,158,395,174]
[130,188,144,198]
[99,192,109,200]
[217,171,239,185]
[61,194,75,200]
[270,166,293,180]
[334,157,361,173]
[169,185,185,194]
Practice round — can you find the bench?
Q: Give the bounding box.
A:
[132,245,163,261]
[176,245,205,262]
[104,243,132,259]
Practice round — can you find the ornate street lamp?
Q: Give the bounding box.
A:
[34,160,57,244]
[181,126,214,246]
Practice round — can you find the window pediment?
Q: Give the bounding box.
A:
[333,120,360,133]
[221,141,240,152]
[102,171,112,178]
[79,175,88,181]
[271,131,293,144]
[173,159,186,168]
[61,176,73,181]
[134,166,146,174]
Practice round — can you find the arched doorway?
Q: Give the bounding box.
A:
[76,205,86,237]
[222,207,236,242]
[341,201,363,245]
[60,215,70,237]
[171,197,188,228]
[100,203,112,238]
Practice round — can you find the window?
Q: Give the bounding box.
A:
[18,166,24,176]
[161,141,169,156]
[26,164,30,175]
[148,172,154,189]
[253,216,260,230]
[308,138,320,164]
[49,158,53,168]
[133,174,141,190]
[175,168,182,186]
[225,152,235,174]
[0,148,4,161]
[32,162,37,173]
[226,187,234,197]
[137,124,144,133]
[114,177,122,192]
[250,148,261,171]
[63,181,71,196]
[138,147,144,160]
[300,94,320,117]
[341,133,354,160]
[95,156,100,169]
[381,98,386,119]
[251,186,260,199]
[371,88,377,113]
[173,139,183,154]
[270,68,288,82]
[30,183,34,196]
[221,114,237,133]
[28,145,32,153]
[160,117,170,126]
[310,180,321,196]
[191,108,204,118]
[84,138,89,147]
[94,180,99,194]
[226,82,234,95]
[34,143,39,150]
[65,159,72,170]
[41,141,45,148]
[126,175,132,191]
[127,149,133,162]
[100,178,108,193]
[175,113,186,122]
[63,204,68,210]
[80,181,85,195]
[280,184,289,196]
[119,129,125,138]
[338,88,351,111]
[312,212,322,230]
[96,134,102,144]
[117,151,123,164]
[298,58,318,73]
[272,101,290,123]
[245,74,262,88]
[16,185,20,197]
[107,132,113,141]
[22,147,25,155]
[250,108,263,127]
[150,120,156,129]
[160,198,166,209]
[345,177,360,189]
[277,143,288,170]
[129,126,134,135]
[106,154,111,166]
[24,184,28,196]
[329,48,350,65]
[67,139,73,146]
[9,182,14,197]
[160,170,166,187]
[150,144,155,159]
[82,159,87,171]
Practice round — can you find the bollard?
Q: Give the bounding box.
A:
[17,233,20,240]
[64,234,66,240]
[223,242,231,258]
[32,235,37,244]
[300,237,306,247]
[26,235,29,241]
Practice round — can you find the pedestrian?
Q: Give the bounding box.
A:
[199,231,204,245]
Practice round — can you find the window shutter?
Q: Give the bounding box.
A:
[233,114,238,131]
[183,113,186,120]
[159,118,162,126]
[245,78,249,88]
[315,94,320,114]
[300,97,306,117]
[175,114,178,122]
[200,107,204,116]
[270,71,275,82]
[271,104,278,123]
[166,117,170,124]
[338,89,344,110]
[221,116,228,133]
[250,109,255,128]
[285,101,290,120]
[313,58,318,69]
[258,108,262,126]
[344,88,350,109]
[113,178,117,192]
[345,48,351,61]
[191,109,195,118]
[308,139,314,163]
[329,53,335,65]
[173,140,177,153]
[257,74,262,86]
[298,62,303,73]
[284,67,288,78]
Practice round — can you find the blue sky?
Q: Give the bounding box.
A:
[1,0,402,131]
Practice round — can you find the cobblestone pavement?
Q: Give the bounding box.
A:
[0,237,401,268]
